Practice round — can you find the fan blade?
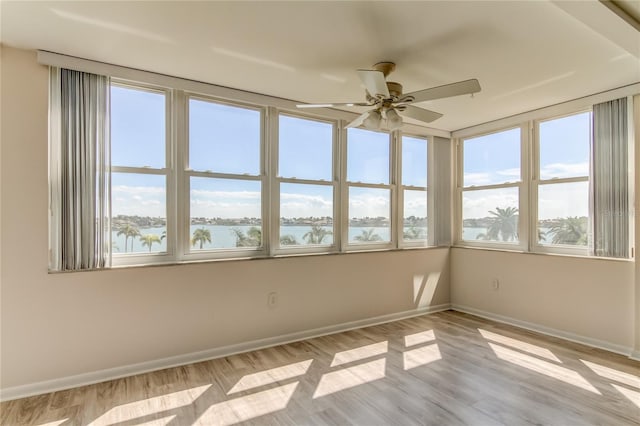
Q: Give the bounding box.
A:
[400,105,443,123]
[404,79,481,103]
[346,111,370,128]
[357,70,390,98]
[296,102,370,109]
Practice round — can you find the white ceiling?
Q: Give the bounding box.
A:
[1,1,638,131]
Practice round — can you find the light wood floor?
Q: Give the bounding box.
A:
[2,311,639,425]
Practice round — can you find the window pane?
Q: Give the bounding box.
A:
[280,183,333,246]
[189,99,261,174]
[112,173,166,254]
[462,187,519,243]
[347,128,389,184]
[463,128,520,186]
[111,86,165,168]
[349,187,390,243]
[538,181,589,246]
[402,136,428,187]
[190,177,261,250]
[279,115,332,180]
[403,190,428,241]
[539,112,591,180]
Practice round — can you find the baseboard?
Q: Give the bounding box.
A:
[0,303,450,402]
[630,350,640,361]
[451,304,633,357]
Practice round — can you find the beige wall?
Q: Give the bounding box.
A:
[0,46,451,389]
[451,248,635,350]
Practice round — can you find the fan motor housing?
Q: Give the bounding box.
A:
[386,82,403,98]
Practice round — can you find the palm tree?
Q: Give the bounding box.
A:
[232,227,261,247]
[303,224,333,244]
[139,234,161,252]
[404,226,426,240]
[354,228,382,242]
[477,206,518,242]
[191,227,212,249]
[548,217,587,245]
[280,234,298,246]
[116,223,140,253]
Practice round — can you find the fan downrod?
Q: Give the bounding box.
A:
[372,61,396,77]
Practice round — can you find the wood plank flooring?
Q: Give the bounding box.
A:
[1,311,639,425]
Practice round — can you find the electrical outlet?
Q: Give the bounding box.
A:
[492,279,500,290]
[267,292,278,308]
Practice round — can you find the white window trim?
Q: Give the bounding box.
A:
[272,111,340,255]
[344,130,396,251]
[529,111,592,256]
[110,81,174,267]
[456,124,528,252]
[398,133,430,248]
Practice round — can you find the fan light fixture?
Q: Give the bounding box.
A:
[363,110,382,130]
[386,108,403,130]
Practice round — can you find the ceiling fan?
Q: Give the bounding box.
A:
[296,62,481,130]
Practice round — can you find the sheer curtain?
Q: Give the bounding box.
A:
[591,97,630,258]
[50,68,110,271]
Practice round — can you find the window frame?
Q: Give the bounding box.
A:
[272,111,340,255]
[343,128,396,251]
[530,110,592,256]
[456,124,529,251]
[110,81,174,267]
[181,92,268,261]
[398,133,431,248]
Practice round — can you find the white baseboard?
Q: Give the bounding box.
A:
[451,304,634,357]
[630,350,640,361]
[0,303,450,402]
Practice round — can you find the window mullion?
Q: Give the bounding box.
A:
[174,89,187,261]
[266,106,278,256]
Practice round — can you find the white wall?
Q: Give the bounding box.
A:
[0,46,451,391]
[451,248,635,352]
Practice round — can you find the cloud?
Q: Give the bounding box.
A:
[349,193,389,218]
[540,162,588,179]
[464,172,492,186]
[112,185,165,217]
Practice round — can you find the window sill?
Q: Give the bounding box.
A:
[451,244,633,262]
[49,245,446,273]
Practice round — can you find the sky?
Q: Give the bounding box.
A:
[462,112,591,219]
[111,85,589,222]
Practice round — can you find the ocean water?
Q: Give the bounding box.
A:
[112,225,405,254]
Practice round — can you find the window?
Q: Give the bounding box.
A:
[401,135,429,244]
[460,127,522,246]
[346,128,392,246]
[50,66,444,271]
[187,97,264,255]
[277,115,335,250]
[535,112,591,251]
[110,84,169,258]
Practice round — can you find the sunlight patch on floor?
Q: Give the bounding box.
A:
[330,341,388,367]
[227,359,313,395]
[91,384,210,426]
[479,328,560,362]
[197,382,298,426]
[313,358,386,398]
[404,330,435,347]
[581,359,640,389]
[611,384,640,408]
[488,343,600,394]
[403,343,441,370]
